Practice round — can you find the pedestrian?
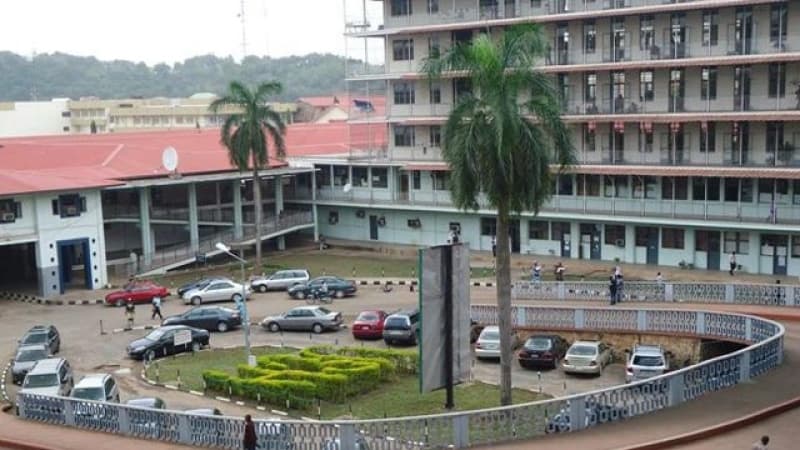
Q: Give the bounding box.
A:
[609,273,618,305]
[752,435,770,450]
[773,280,783,305]
[615,270,624,303]
[729,251,737,276]
[491,236,497,258]
[554,262,566,281]
[532,261,542,285]
[243,414,257,450]
[656,272,663,285]
[151,295,163,320]
[124,299,135,329]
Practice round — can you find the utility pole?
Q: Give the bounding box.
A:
[240,0,248,59]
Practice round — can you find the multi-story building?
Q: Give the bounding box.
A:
[292,0,800,276]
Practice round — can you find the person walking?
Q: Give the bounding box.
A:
[729,251,737,276]
[609,273,618,305]
[615,270,624,304]
[124,299,135,330]
[531,261,542,285]
[554,262,566,281]
[243,414,257,450]
[752,435,770,450]
[656,272,663,285]
[491,236,497,258]
[151,295,163,320]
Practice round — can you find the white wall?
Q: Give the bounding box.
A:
[0,100,70,137]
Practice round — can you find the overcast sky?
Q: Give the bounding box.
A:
[0,0,384,65]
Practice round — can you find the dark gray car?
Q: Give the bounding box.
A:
[261,306,343,334]
[11,344,50,384]
[19,325,61,355]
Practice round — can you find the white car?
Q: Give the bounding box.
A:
[626,344,669,382]
[182,278,251,305]
[475,326,501,359]
[71,373,120,403]
[562,341,612,375]
[20,358,73,396]
[250,269,310,292]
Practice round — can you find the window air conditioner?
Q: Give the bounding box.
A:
[615,239,625,247]
[65,206,78,216]
[1,212,15,222]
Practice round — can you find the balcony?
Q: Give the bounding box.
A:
[561,94,800,117]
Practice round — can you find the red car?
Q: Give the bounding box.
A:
[105,281,169,307]
[351,310,388,340]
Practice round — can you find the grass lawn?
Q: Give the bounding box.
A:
[144,346,547,420]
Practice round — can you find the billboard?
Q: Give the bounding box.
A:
[419,243,472,394]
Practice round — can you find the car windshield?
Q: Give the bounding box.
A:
[526,338,553,350]
[633,355,664,366]
[480,330,500,341]
[144,329,167,341]
[356,312,378,321]
[384,317,409,330]
[17,349,48,362]
[23,373,59,388]
[568,345,598,356]
[22,333,47,344]
[315,307,332,315]
[71,387,104,401]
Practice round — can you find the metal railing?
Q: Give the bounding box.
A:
[16,304,784,448]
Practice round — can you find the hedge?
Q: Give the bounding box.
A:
[305,345,417,375]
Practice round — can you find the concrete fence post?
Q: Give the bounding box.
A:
[664,283,674,302]
[569,396,587,431]
[745,318,752,342]
[338,423,357,450]
[786,286,796,306]
[696,312,706,335]
[668,373,684,407]
[557,283,565,300]
[118,406,130,436]
[574,309,585,330]
[453,414,470,448]
[177,413,192,443]
[725,284,734,303]
[739,351,751,382]
[63,398,75,427]
[636,310,647,331]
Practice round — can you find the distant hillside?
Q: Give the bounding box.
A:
[0,52,382,101]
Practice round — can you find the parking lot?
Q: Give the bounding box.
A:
[2,282,624,416]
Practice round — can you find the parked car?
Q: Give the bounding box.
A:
[251,269,310,292]
[351,310,388,340]
[562,341,613,375]
[11,344,51,384]
[162,306,242,332]
[545,401,629,433]
[19,325,61,354]
[20,358,73,396]
[382,310,420,346]
[626,344,669,382]
[261,306,343,334]
[127,325,210,361]
[177,277,225,297]
[181,278,251,305]
[287,276,357,300]
[518,335,569,369]
[185,408,223,416]
[126,397,166,409]
[105,281,169,307]
[70,373,120,403]
[475,326,501,359]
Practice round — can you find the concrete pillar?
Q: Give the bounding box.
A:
[570,221,580,260]
[519,218,529,254]
[232,180,243,240]
[188,183,199,252]
[275,175,286,250]
[312,169,319,241]
[139,187,154,265]
[624,225,635,263]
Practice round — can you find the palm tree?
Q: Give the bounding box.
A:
[424,25,575,405]
[210,81,287,271]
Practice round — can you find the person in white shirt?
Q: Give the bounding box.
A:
[729,251,737,276]
[752,435,770,450]
[151,296,163,320]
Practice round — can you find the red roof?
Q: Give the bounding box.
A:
[0,122,387,196]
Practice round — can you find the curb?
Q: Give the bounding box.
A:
[0,291,103,307]
[621,395,800,450]
[1,361,11,404]
[112,324,160,334]
[0,438,60,450]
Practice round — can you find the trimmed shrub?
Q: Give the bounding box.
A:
[306,345,417,375]
[202,370,231,391]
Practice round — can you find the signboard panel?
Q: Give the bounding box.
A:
[420,243,471,393]
[174,329,192,347]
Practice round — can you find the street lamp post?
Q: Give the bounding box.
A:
[215,242,255,366]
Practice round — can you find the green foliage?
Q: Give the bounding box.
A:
[304,345,417,375]
[0,51,383,101]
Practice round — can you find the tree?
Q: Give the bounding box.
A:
[210,81,287,271]
[424,25,574,405]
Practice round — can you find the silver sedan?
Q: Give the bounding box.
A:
[182,279,251,305]
[260,306,343,334]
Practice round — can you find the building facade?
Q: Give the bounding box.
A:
[291,0,800,276]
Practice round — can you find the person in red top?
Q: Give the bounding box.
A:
[243,414,257,450]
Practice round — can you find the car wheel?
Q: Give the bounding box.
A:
[144,350,155,362]
[335,290,345,299]
[191,296,202,306]
[191,341,201,352]
[268,322,280,333]
[384,339,392,346]
[232,293,243,303]
[296,291,307,300]
[217,322,229,333]
[115,299,124,307]
[312,323,323,334]
[258,285,268,293]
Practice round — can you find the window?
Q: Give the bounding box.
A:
[480,217,496,236]
[604,225,626,246]
[768,63,786,98]
[792,235,800,257]
[761,234,788,256]
[428,36,440,59]
[585,73,597,103]
[639,15,654,50]
[759,179,789,203]
[584,21,596,54]
[0,199,22,223]
[724,179,740,202]
[316,165,332,187]
[551,222,570,241]
[427,0,439,14]
[557,175,574,195]
[639,123,653,152]
[701,67,717,100]
[662,177,688,200]
[700,122,716,152]
[702,10,719,46]
[333,165,349,186]
[328,211,339,224]
[392,39,414,61]
[393,82,415,104]
[61,111,71,118]
[770,3,787,46]
[584,124,596,151]
[662,228,685,249]
[352,167,368,187]
[640,71,654,101]
[371,167,388,188]
[741,179,754,203]
[52,194,85,218]
[633,176,657,199]
[430,126,441,147]
[576,174,601,196]
[604,175,629,198]
[390,0,412,16]
[432,171,449,190]
[394,126,415,147]
[531,0,542,7]
[695,230,709,252]
[724,231,749,254]
[429,83,441,104]
[635,227,656,246]
[412,171,421,190]
[529,221,548,239]
[766,121,784,157]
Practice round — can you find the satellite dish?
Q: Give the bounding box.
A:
[161,146,179,172]
[343,183,352,193]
